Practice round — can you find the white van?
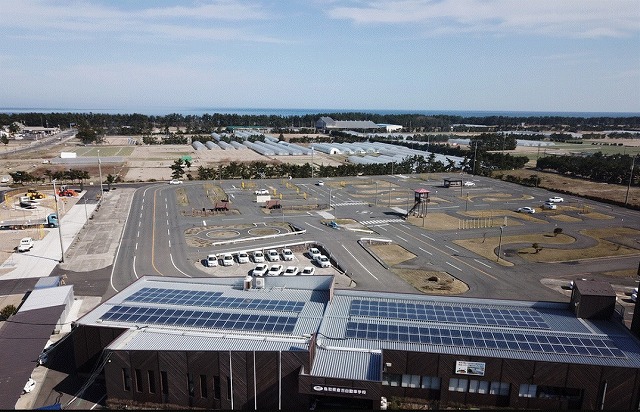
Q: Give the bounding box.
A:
[206,254,218,267]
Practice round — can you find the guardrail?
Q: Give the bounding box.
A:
[211,228,307,247]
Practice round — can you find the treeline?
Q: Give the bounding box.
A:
[537,152,639,185]
[2,112,639,135]
[9,169,90,184]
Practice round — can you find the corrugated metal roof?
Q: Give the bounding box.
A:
[19,285,73,312]
[311,348,381,381]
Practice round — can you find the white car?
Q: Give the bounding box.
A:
[266,249,280,262]
[237,252,250,264]
[206,254,218,267]
[281,248,294,261]
[316,180,325,186]
[169,179,183,185]
[631,292,637,303]
[17,237,34,252]
[252,251,265,263]
[23,378,36,394]
[308,247,321,259]
[283,266,299,276]
[268,264,284,276]
[542,202,557,210]
[301,266,315,276]
[254,189,269,195]
[252,264,268,277]
[315,255,331,268]
[548,196,564,203]
[463,181,476,186]
[516,207,535,214]
[221,254,234,266]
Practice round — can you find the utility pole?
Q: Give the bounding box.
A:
[97,149,104,195]
[52,180,64,263]
[625,155,637,206]
[497,225,505,262]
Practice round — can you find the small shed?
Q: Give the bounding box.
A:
[443,178,462,188]
[570,280,616,319]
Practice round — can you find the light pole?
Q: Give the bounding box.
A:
[375,182,378,206]
[97,149,104,195]
[497,225,505,262]
[624,155,637,206]
[311,147,314,179]
[52,179,64,263]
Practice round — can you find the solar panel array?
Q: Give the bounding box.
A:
[126,287,305,312]
[344,322,625,358]
[100,305,297,333]
[349,300,549,329]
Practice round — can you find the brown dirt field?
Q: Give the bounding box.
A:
[369,244,416,266]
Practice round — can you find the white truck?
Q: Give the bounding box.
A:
[17,237,34,252]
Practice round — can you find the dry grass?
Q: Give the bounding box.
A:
[549,214,582,222]
[580,212,615,220]
[370,244,416,266]
[392,269,469,295]
[406,213,459,230]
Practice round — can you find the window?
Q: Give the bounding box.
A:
[468,379,479,393]
[490,381,510,396]
[477,380,489,394]
[148,371,156,394]
[519,383,537,398]
[161,371,168,395]
[449,378,468,392]
[135,369,143,393]
[200,375,208,398]
[187,373,195,397]
[382,373,402,386]
[401,374,421,388]
[421,376,441,390]
[226,377,232,400]
[122,368,131,391]
[213,376,221,400]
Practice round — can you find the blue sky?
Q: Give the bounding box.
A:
[1,0,638,113]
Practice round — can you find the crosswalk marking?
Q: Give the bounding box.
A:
[333,201,369,207]
[359,218,405,226]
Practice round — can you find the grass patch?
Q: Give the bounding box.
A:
[175,187,189,206]
[603,268,639,278]
[580,212,615,220]
[406,213,459,230]
[203,183,228,202]
[549,214,582,222]
[392,269,469,295]
[370,244,416,266]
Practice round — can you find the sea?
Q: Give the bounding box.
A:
[0,107,638,118]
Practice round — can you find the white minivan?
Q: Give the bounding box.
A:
[206,254,218,267]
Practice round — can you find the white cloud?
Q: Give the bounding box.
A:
[326,0,640,38]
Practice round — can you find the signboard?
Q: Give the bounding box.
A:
[312,385,367,396]
[455,361,486,376]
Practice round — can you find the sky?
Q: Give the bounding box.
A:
[1,0,639,114]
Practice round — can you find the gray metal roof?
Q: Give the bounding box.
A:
[311,348,381,381]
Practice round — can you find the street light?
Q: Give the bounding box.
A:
[52,179,65,263]
[97,149,104,195]
[624,155,637,206]
[497,225,505,262]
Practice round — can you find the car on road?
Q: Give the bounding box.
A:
[254,189,269,195]
[268,264,284,276]
[315,180,325,186]
[252,264,268,277]
[237,252,250,264]
[221,254,234,266]
[169,179,183,185]
[281,248,294,261]
[300,266,315,276]
[548,196,564,203]
[315,255,331,268]
[266,249,280,262]
[308,247,321,259]
[463,181,476,186]
[206,254,218,267]
[283,266,299,276]
[17,237,34,252]
[542,202,557,210]
[252,251,265,263]
[516,207,536,214]
[632,292,637,303]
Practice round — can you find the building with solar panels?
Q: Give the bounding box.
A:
[72,275,640,410]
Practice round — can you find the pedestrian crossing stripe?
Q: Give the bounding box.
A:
[333,201,369,207]
[359,218,405,225]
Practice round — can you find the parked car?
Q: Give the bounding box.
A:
[254,189,269,195]
[283,266,299,276]
[252,250,265,263]
[17,237,34,252]
[632,292,637,303]
[315,180,325,186]
[300,266,315,276]
[267,249,280,262]
[252,264,269,277]
[315,255,331,268]
[222,254,234,266]
[463,181,476,186]
[237,252,250,264]
[542,202,557,210]
[169,179,183,185]
[548,196,564,203]
[516,207,535,214]
[281,248,294,261]
[308,247,321,259]
[268,264,284,276]
[206,254,218,267]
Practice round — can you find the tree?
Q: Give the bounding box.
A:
[76,125,102,145]
[553,228,563,237]
[170,159,185,180]
[1,135,8,145]
[105,174,117,190]
[0,304,17,320]
[532,243,543,254]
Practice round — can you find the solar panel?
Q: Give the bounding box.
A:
[344,322,625,359]
[349,299,549,329]
[125,287,305,313]
[100,305,297,333]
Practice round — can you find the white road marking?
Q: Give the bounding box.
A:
[342,245,379,281]
[446,262,462,271]
[419,247,433,255]
[133,256,139,279]
[304,222,325,232]
[421,234,435,241]
[445,245,460,253]
[203,220,207,226]
[397,235,408,242]
[170,254,191,277]
[473,259,492,268]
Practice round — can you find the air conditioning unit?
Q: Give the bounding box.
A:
[255,277,265,289]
